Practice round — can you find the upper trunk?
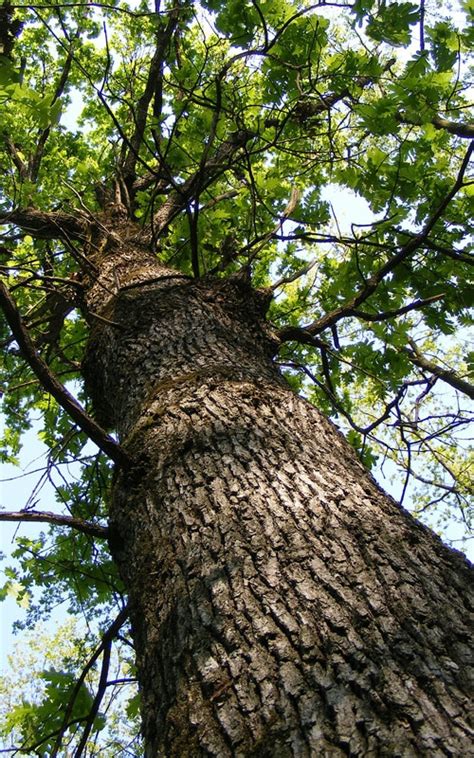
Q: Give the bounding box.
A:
[82,231,474,757]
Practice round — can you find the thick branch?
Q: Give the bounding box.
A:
[0,281,131,467]
[431,115,474,139]
[398,112,474,139]
[121,9,180,182]
[148,129,255,240]
[132,172,170,193]
[0,509,108,538]
[405,341,474,400]
[408,236,473,265]
[4,134,28,179]
[0,207,88,241]
[290,57,396,124]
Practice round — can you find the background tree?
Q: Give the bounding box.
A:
[0,619,142,755]
[0,0,473,754]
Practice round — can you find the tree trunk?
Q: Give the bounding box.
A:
[83,229,474,757]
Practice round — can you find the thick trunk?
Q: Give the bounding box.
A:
[83,234,474,757]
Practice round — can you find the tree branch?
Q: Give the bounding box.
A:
[408,236,473,265]
[0,509,108,538]
[33,9,157,183]
[404,340,474,400]
[349,293,445,322]
[0,280,131,468]
[73,635,112,757]
[200,189,240,212]
[28,26,79,183]
[48,606,129,758]
[0,207,88,241]
[8,611,129,756]
[271,258,318,290]
[289,56,396,125]
[431,114,474,139]
[121,8,180,182]
[244,187,301,263]
[279,141,473,340]
[398,112,474,139]
[4,134,28,180]
[148,129,256,241]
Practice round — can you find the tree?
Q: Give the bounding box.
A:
[0,619,142,755]
[0,0,473,753]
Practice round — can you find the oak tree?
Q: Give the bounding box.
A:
[1,0,473,754]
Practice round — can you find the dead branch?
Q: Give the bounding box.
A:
[0,509,108,537]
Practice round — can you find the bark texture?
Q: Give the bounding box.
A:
[83,229,474,757]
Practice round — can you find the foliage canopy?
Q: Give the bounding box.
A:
[0,0,473,752]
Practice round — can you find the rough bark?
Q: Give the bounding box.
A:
[82,227,474,757]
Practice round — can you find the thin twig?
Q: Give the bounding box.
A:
[49,606,129,758]
[73,637,112,756]
[349,293,445,322]
[279,142,473,340]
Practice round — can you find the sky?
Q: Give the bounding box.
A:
[0,426,92,665]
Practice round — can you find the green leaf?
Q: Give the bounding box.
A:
[427,22,460,71]
[366,2,419,46]
[0,55,20,84]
